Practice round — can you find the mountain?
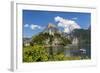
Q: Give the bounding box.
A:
[30,23,71,46]
[23,23,90,48]
[71,29,91,47]
[43,23,60,35]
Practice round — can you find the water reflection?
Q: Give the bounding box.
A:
[47,44,91,59]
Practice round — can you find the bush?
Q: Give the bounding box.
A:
[23,45,49,62]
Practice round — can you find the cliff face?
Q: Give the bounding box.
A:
[43,23,59,36]
[71,29,91,48]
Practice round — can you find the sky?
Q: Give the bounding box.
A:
[23,10,91,38]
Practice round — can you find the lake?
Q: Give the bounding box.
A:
[47,44,91,59]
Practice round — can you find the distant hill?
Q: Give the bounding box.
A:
[23,37,31,46]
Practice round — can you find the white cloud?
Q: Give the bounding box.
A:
[24,23,44,30]
[72,17,78,20]
[30,24,42,30]
[54,16,81,33]
[54,16,63,22]
[24,24,29,27]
